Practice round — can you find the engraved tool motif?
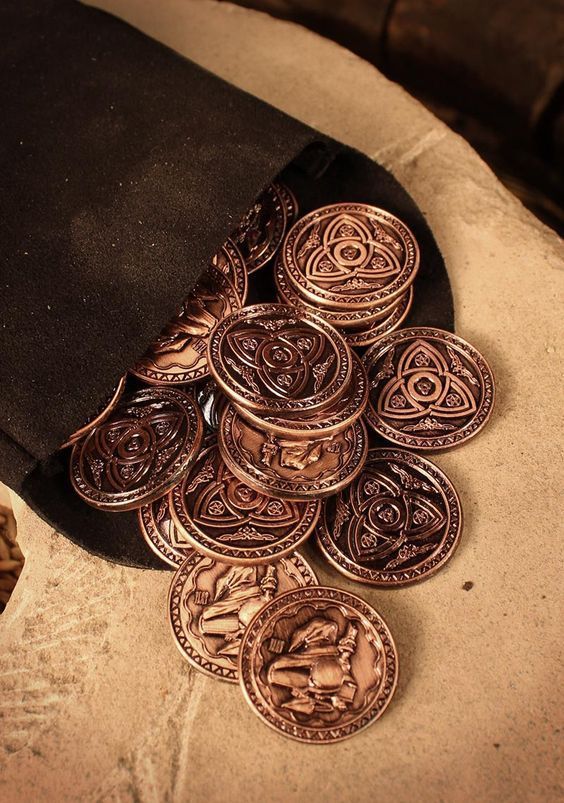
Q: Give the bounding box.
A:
[364,328,495,450]
[238,586,398,743]
[317,448,462,586]
[168,552,317,682]
[138,491,195,568]
[170,444,320,563]
[70,388,203,511]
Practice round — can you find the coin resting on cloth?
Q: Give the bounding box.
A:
[61,374,127,450]
[138,491,196,568]
[238,586,398,743]
[316,448,463,586]
[210,237,248,305]
[70,387,204,511]
[170,443,321,563]
[363,327,495,450]
[168,550,317,683]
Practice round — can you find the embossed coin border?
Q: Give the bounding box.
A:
[363,327,496,450]
[207,303,352,415]
[238,585,399,743]
[137,491,195,568]
[170,444,322,564]
[316,448,463,586]
[70,388,204,511]
[219,406,369,500]
[213,237,248,305]
[61,374,127,449]
[168,551,318,683]
[342,287,413,348]
[282,203,420,309]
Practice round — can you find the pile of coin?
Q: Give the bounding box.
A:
[64,183,495,743]
[275,203,418,347]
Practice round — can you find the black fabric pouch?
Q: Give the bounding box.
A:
[0,0,453,568]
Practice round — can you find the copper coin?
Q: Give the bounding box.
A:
[170,444,320,563]
[238,586,398,743]
[232,182,298,273]
[341,287,413,348]
[363,327,495,450]
[208,303,352,416]
[70,387,204,511]
[275,257,401,328]
[282,203,419,310]
[211,238,248,305]
[168,551,317,683]
[61,374,127,449]
[219,404,368,500]
[196,380,227,432]
[138,491,196,567]
[237,351,368,440]
[130,264,240,385]
[317,448,462,586]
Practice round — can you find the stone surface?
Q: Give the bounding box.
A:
[1,1,562,801]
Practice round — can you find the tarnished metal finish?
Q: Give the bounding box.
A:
[317,448,462,586]
[168,551,317,683]
[363,327,495,450]
[70,387,204,511]
[238,586,398,743]
[138,490,196,567]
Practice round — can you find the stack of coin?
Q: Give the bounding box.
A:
[275,203,419,347]
[207,303,369,500]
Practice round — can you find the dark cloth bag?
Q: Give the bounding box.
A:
[0,0,453,568]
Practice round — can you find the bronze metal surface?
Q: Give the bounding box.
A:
[219,404,368,499]
[196,381,227,432]
[363,327,495,450]
[341,287,413,348]
[130,264,240,385]
[232,182,298,273]
[168,551,317,683]
[238,586,398,743]
[70,387,204,511]
[237,351,368,439]
[281,203,419,310]
[317,448,463,586]
[208,303,352,416]
[211,238,248,305]
[170,443,320,563]
[138,490,196,567]
[61,374,127,449]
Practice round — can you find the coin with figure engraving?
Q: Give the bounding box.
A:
[130,264,240,385]
[170,444,320,563]
[138,490,196,567]
[363,327,495,450]
[211,238,248,305]
[341,287,413,348]
[219,404,368,500]
[61,374,127,449]
[237,351,368,439]
[238,585,398,743]
[70,387,204,511]
[168,551,317,683]
[232,182,298,273]
[281,203,419,310]
[208,303,352,416]
[317,448,462,586]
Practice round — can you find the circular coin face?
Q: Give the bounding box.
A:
[232,182,297,273]
[341,287,413,348]
[170,444,321,563]
[363,327,495,450]
[208,303,352,415]
[138,490,196,567]
[61,374,127,449]
[282,203,419,310]
[237,351,368,439]
[130,264,240,385]
[211,238,248,305]
[317,448,462,586]
[219,404,368,500]
[238,586,398,743]
[168,551,317,683]
[70,387,204,511]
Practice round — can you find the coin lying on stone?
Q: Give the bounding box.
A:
[168,550,317,683]
[316,447,463,586]
[170,443,321,563]
[238,586,399,743]
[363,327,495,450]
[138,491,196,568]
[70,387,204,511]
